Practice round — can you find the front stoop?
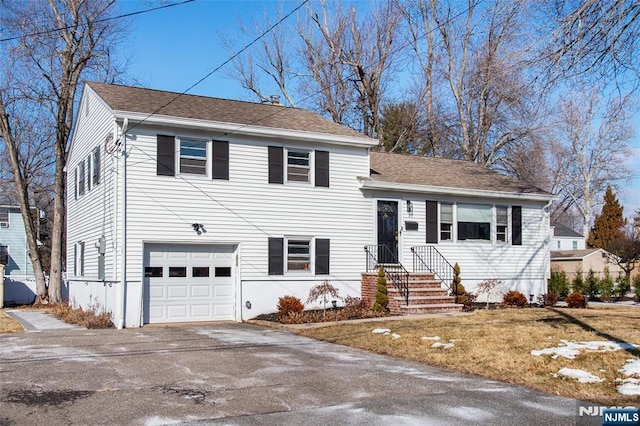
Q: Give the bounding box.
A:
[361,272,464,315]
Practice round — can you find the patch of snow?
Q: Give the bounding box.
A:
[531,340,638,360]
[144,417,181,426]
[557,368,603,383]
[432,342,455,349]
[391,333,401,339]
[372,328,391,334]
[446,406,495,422]
[421,336,441,341]
[617,358,640,395]
[617,382,640,395]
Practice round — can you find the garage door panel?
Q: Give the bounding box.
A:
[191,284,211,298]
[144,244,235,324]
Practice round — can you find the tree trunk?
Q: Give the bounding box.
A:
[48,141,66,303]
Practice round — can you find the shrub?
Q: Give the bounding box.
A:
[373,267,389,312]
[451,263,462,296]
[548,269,570,297]
[277,295,304,320]
[306,280,341,310]
[502,290,528,307]
[537,293,559,307]
[566,292,587,308]
[572,270,586,294]
[599,268,614,298]
[613,276,630,298]
[457,292,477,311]
[343,295,366,308]
[634,275,640,301]
[585,269,601,299]
[51,302,113,328]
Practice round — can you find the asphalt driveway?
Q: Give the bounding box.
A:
[0,323,597,425]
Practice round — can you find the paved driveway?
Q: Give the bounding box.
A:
[0,323,596,425]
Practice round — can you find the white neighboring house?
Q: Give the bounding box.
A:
[67,82,554,328]
[551,222,586,251]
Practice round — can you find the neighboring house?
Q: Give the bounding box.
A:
[551,222,585,251]
[0,204,37,305]
[67,82,554,328]
[550,249,624,281]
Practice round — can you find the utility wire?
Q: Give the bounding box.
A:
[0,0,196,43]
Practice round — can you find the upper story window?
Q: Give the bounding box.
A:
[457,204,491,241]
[557,241,561,249]
[573,240,578,250]
[179,139,208,175]
[0,209,8,228]
[287,149,310,183]
[78,161,86,196]
[268,146,329,187]
[496,206,508,242]
[92,146,101,185]
[440,203,453,241]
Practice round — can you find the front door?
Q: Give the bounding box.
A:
[377,200,398,264]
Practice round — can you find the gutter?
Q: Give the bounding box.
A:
[111,111,378,148]
[359,179,556,203]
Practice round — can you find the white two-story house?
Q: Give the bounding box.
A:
[67,82,554,328]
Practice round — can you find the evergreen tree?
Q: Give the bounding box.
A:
[587,186,625,250]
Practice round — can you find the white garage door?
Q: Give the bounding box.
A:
[143,244,235,323]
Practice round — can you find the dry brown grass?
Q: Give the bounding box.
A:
[297,305,640,405]
[50,303,113,329]
[0,309,24,334]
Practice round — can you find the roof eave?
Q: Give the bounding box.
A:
[359,179,555,202]
[113,111,378,148]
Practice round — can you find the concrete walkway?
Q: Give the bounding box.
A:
[5,310,86,332]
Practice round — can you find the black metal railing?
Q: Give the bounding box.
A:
[411,245,457,301]
[364,245,410,305]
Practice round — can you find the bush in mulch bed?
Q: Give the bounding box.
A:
[255,296,389,324]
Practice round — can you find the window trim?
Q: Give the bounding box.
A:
[285,148,312,184]
[177,137,209,177]
[286,237,312,273]
[496,205,509,243]
[439,203,453,242]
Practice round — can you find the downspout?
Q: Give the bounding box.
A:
[117,118,129,329]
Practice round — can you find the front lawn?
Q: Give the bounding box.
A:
[297,305,640,405]
[0,309,24,334]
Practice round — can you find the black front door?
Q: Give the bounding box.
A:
[377,200,398,264]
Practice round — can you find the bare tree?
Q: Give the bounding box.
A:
[551,86,634,237]
[0,0,126,303]
[542,0,640,86]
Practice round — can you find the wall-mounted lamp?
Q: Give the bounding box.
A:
[191,223,206,235]
[245,301,252,309]
[406,200,413,216]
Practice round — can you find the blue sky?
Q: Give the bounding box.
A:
[117,0,640,216]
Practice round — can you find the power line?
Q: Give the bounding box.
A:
[0,0,196,43]
[121,0,310,137]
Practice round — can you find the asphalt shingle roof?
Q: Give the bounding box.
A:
[368,152,551,195]
[87,82,369,140]
[552,222,584,238]
[550,249,600,259]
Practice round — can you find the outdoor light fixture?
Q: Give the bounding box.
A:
[191,223,206,235]
[406,200,413,216]
[529,294,534,307]
[245,301,252,309]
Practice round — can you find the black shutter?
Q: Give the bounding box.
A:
[268,237,284,275]
[512,206,522,245]
[212,140,229,180]
[157,135,175,176]
[315,150,329,187]
[268,146,283,184]
[315,239,330,275]
[426,201,438,243]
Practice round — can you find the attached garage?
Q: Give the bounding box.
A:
[143,244,236,324]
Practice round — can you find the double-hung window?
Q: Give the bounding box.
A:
[496,206,508,242]
[179,139,208,175]
[0,209,8,228]
[78,161,86,196]
[92,146,101,185]
[287,239,311,271]
[287,149,310,183]
[440,203,453,241]
[457,204,491,241]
